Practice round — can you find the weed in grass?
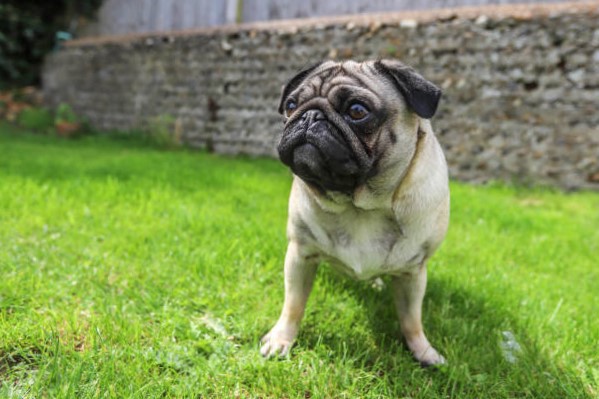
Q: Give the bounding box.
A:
[145,114,183,149]
[0,123,597,398]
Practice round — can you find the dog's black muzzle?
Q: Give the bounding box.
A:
[278,109,363,194]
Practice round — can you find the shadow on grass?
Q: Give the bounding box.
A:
[298,268,591,398]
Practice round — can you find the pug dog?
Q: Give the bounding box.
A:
[260,59,449,366]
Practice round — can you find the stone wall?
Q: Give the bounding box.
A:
[43,2,599,190]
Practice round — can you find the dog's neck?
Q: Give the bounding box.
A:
[302,119,447,218]
[350,122,429,211]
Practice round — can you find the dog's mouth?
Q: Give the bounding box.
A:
[291,142,361,193]
[278,116,363,195]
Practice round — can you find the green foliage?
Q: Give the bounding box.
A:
[0,124,597,398]
[146,114,182,149]
[0,1,103,89]
[0,4,49,88]
[16,106,53,130]
[54,102,79,124]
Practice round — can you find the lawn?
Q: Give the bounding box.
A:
[0,123,597,398]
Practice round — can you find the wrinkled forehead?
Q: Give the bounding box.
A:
[293,61,398,105]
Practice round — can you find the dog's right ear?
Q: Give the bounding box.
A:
[278,61,324,115]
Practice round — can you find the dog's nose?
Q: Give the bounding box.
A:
[301,109,326,124]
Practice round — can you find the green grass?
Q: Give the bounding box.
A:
[0,123,597,398]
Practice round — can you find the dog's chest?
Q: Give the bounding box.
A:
[302,209,424,280]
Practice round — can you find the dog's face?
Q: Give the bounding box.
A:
[277,60,441,196]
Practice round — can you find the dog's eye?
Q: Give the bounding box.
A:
[285,99,297,117]
[347,103,369,121]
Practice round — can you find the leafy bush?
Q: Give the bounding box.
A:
[0,4,50,88]
[0,86,43,121]
[16,107,53,131]
[53,102,89,138]
[0,1,102,89]
[54,102,79,124]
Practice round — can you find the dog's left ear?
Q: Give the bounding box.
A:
[375,59,442,119]
[278,61,324,115]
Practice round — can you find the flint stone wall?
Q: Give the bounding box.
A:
[43,2,599,190]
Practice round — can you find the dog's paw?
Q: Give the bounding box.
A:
[413,345,446,368]
[260,329,296,358]
[405,335,446,367]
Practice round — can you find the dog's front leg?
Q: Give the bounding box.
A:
[391,262,446,367]
[261,241,318,357]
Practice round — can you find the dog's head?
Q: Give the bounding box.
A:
[277,59,441,196]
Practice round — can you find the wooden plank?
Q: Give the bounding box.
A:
[89,0,573,36]
[225,0,239,24]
